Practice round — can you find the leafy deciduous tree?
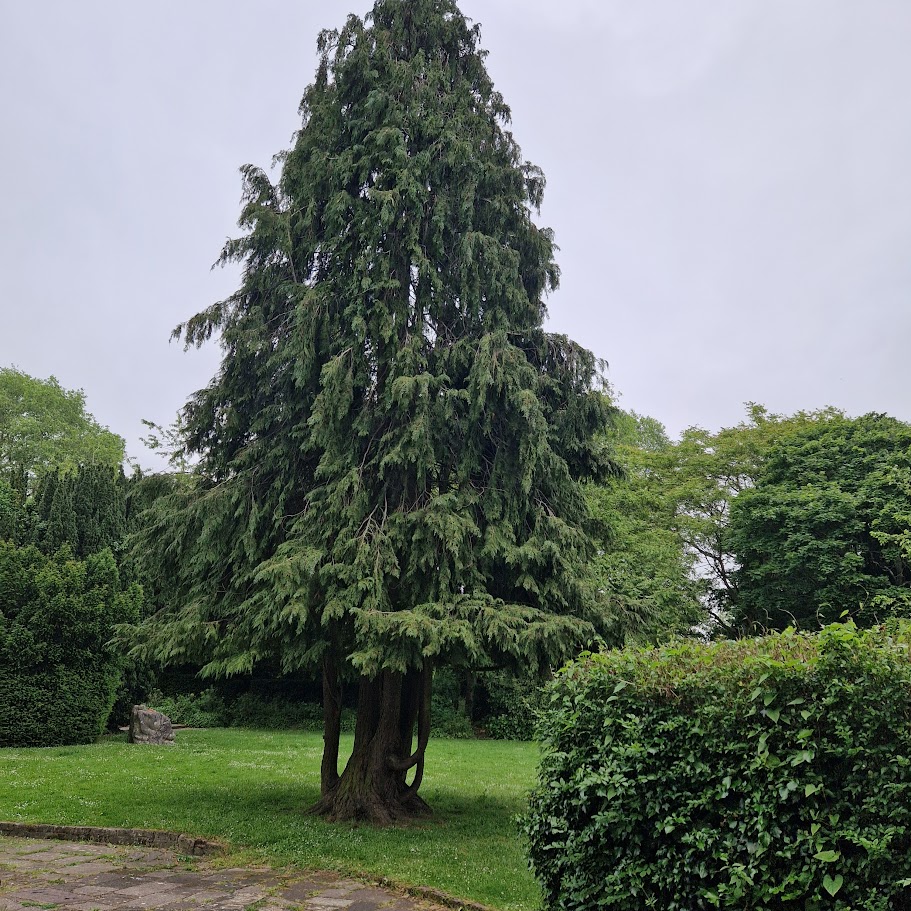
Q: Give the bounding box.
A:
[0,367,125,499]
[585,409,704,644]
[654,404,844,630]
[729,413,911,630]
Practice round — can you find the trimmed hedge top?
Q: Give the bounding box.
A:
[525,623,911,911]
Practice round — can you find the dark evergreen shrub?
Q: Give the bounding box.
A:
[0,478,25,543]
[226,694,361,732]
[0,543,141,746]
[480,670,544,740]
[525,624,911,911]
[32,465,127,558]
[428,667,474,738]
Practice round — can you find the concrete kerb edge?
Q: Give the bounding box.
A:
[0,821,226,856]
[376,878,493,911]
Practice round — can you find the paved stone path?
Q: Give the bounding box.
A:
[0,836,443,911]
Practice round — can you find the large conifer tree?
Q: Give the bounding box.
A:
[135,0,611,823]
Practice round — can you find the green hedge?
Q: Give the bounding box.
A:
[0,543,141,746]
[525,624,911,911]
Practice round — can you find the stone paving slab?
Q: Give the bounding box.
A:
[0,835,458,911]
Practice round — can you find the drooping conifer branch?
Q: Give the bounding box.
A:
[129,0,614,825]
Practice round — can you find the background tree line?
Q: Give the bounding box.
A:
[600,402,911,636]
[5,361,911,750]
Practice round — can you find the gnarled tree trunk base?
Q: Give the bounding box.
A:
[309,783,432,826]
[313,666,434,826]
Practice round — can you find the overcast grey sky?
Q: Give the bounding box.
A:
[2,1,910,468]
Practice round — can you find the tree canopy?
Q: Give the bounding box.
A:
[30,464,128,558]
[584,408,703,644]
[0,367,125,499]
[635,404,846,632]
[589,405,911,637]
[729,413,911,630]
[133,0,611,823]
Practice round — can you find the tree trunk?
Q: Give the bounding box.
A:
[463,669,477,723]
[310,664,433,825]
[320,652,342,795]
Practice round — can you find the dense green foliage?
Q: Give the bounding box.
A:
[525,623,911,910]
[30,464,128,557]
[132,0,610,820]
[0,368,124,499]
[0,544,141,746]
[642,405,844,630]
[140,666,475,736]
[729,413,911,630]
[479,670,543,740]
[0,478,22,542]
[0,729,540,911]
[604,404,911,635]
[585,409,703,643]
[145,687,231,728]
[573,404,848,637]
[0,368,139,741]
[143,688,359,733]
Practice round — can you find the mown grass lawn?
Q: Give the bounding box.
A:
[0,729,541,911]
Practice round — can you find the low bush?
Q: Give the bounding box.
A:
[0,543,141,746]
[481,671,544,740]
[525,623,911,911]
[225,693,358,731]
[431,701,475,738]
[430,668,475,738]
[144,689,359,733]
[138,664,551,741]
[146,688,228,728]
[225,692,317,729]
